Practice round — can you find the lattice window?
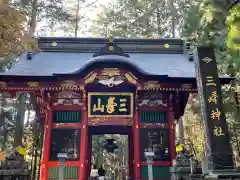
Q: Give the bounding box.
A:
[140,111,167,123]
[53,111,81,123]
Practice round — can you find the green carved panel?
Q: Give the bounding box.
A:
[141,166,170,179]
[53,111,81,123]
[48,166,78,179]
[140,111,167,123]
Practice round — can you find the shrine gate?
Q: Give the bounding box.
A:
[0,37,235,180]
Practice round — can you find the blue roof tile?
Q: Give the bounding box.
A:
[2,52,196,78]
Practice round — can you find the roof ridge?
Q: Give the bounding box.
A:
[37,37,184,54]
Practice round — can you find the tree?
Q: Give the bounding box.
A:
[226,4,240,51]
[0,3,27,57]
[89,0,189,38]
[182,0,240,164]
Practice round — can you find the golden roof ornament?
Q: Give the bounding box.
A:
[52,42,57,47]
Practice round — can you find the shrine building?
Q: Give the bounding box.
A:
[0,37,233,180]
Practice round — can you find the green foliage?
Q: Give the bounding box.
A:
[226,5,240,50]
[0,4,27,57]
[182,0,240,162]
[90,0,190,38]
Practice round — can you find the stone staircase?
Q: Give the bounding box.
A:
[170,154,204,180]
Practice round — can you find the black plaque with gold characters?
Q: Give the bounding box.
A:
[88,92,134,117]
[195,46,234,170]
[140,128,170,161]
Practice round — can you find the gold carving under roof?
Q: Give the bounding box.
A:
[53,90,82,106]
[98,77,124,87]
[84,71,97,84]
[143,81,161,89]
[60,80,78,88]
[101,68,120,77]
[83,69,140,87]
[181,84,192,89]
[125,72,138,85]
[139,92,168,107]
[27,82,40,87]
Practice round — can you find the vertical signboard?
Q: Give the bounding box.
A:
[195,46,234,170]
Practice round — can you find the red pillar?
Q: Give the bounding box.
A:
[168,98,175,163]
[79,95,88,180]
[133,107,141,179]
[40,108,52,180]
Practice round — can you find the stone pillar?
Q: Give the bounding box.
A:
[195,46,234,170]
[144,152,154,180]
[57,153,68,180]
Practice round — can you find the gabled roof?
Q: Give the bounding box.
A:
[0,37,231,83]
[3,52,195,78]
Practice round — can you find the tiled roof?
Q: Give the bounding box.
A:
[0,37,230,80]
[2,52,195,77]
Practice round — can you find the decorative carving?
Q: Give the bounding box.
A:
[102,68,120,77]
[143,123,167,128]
[60,80,78,89]
[84,71,97,84]
[125,72,138,85]
[139,92,168,107]
[52,91,82,106]
[84,69,140,87]
[27,82,39,87]
[98,76,124,87]
[181,84,192,89]
[53,123,80,128]
[97,68,123,87]
[143,81,161,89]
[40,108,45,115]
[88,117,132,126]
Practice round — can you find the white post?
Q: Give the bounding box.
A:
[145,152,155,180]
[57,153,68,180]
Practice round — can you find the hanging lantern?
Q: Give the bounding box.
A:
[102,139,118,153]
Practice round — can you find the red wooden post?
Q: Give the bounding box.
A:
[40,107,52,180]
[79,93,88,180]
[133,106,141,179]
[168,95,175,163]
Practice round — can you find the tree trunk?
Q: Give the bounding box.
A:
[156,11,162,37]
[168,0,176,38]
[74,0,81,37]
[28,0,38,37]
